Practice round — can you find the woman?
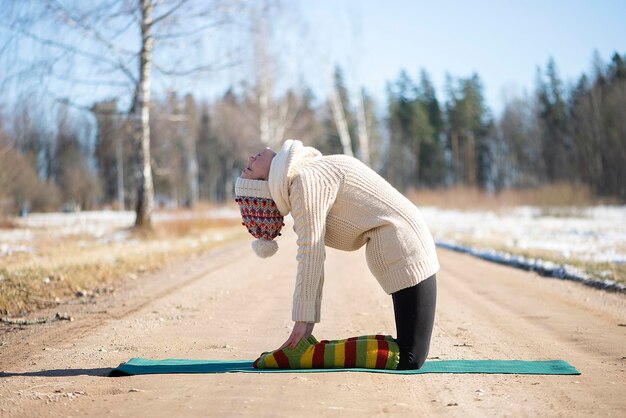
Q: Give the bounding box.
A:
[235,139,438,370]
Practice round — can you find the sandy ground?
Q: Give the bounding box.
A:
[0,227,625,417]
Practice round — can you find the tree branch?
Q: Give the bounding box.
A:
[153,60,234,77]
[1,22,110,65]
[151,0,190,27]
[49,73,130,88]
[45,0,137,57]
[0,21,138,86]
[152,19,227,40]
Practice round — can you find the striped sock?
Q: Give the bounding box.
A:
[253,335,400,370]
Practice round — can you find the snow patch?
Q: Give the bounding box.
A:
[419,206,626,292]
[0,243,35,256]
[421,206,626,264]
[436,240,625,293]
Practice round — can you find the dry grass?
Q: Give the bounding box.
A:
[407,183,617,210]
[0,218,18,229]
[0,215,245,316]
[408,186,624,286]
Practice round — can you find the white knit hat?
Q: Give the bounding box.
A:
[234,178,284,258]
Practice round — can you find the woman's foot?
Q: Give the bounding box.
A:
[253,334,399,369]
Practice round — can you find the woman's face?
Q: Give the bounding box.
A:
[241,147,276,180]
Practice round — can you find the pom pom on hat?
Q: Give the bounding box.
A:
[251,239,279,258]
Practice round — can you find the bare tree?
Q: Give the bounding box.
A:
[356,88,370,166]
[1,0,237,226]
[183,94,200,207]
[245,0,305,149]
[330,81,354,157]
[131,0,155,226]
[0,115,56,215]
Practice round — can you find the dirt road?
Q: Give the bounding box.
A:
[1,227,625,417]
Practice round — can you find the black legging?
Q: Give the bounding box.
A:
[392,274,437,370]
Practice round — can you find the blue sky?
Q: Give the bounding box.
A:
[2,0,625,120]
[296,0,626,115]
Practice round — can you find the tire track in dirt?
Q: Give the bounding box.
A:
[434,250,625,416]
[0,240,247,371]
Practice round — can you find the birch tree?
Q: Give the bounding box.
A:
[356,88,370,166]
[132,0,155,226]
[0,0,236,227]
[248,0,302,149]
[330,85,353,157]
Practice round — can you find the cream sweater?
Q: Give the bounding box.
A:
[268,140,440,323]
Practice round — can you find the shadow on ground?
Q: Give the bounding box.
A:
[0,368,115,378]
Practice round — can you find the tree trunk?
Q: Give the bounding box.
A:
[186,135,199,207]
[589,85,605,194]
[450,129,459,184]
[414,140,421,186]
[259,86,271,145]
[466,130,476,186]
[116,133,125,210]
[134,0,155,228]
[330,84,353,157]
[253,4,273,147]
[356,90,370,166]
[224,158,235,201]
[273,97,300,148]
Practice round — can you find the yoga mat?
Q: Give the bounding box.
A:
[110,358,580,376]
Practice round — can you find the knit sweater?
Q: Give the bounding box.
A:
[268,140,440,323]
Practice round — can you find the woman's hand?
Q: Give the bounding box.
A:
[279,321,315,350]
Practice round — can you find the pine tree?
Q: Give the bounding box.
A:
[445,74,489,187]
[537,58,572,183]
[416,69,445,187]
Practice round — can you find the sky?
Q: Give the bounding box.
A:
[294,0,626,116]
[2,0,625,120]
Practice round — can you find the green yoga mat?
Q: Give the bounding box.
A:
[110,358,580,376]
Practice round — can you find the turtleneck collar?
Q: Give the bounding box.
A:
[268,139,321,216]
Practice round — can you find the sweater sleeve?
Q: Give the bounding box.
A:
[289,172,338,323]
